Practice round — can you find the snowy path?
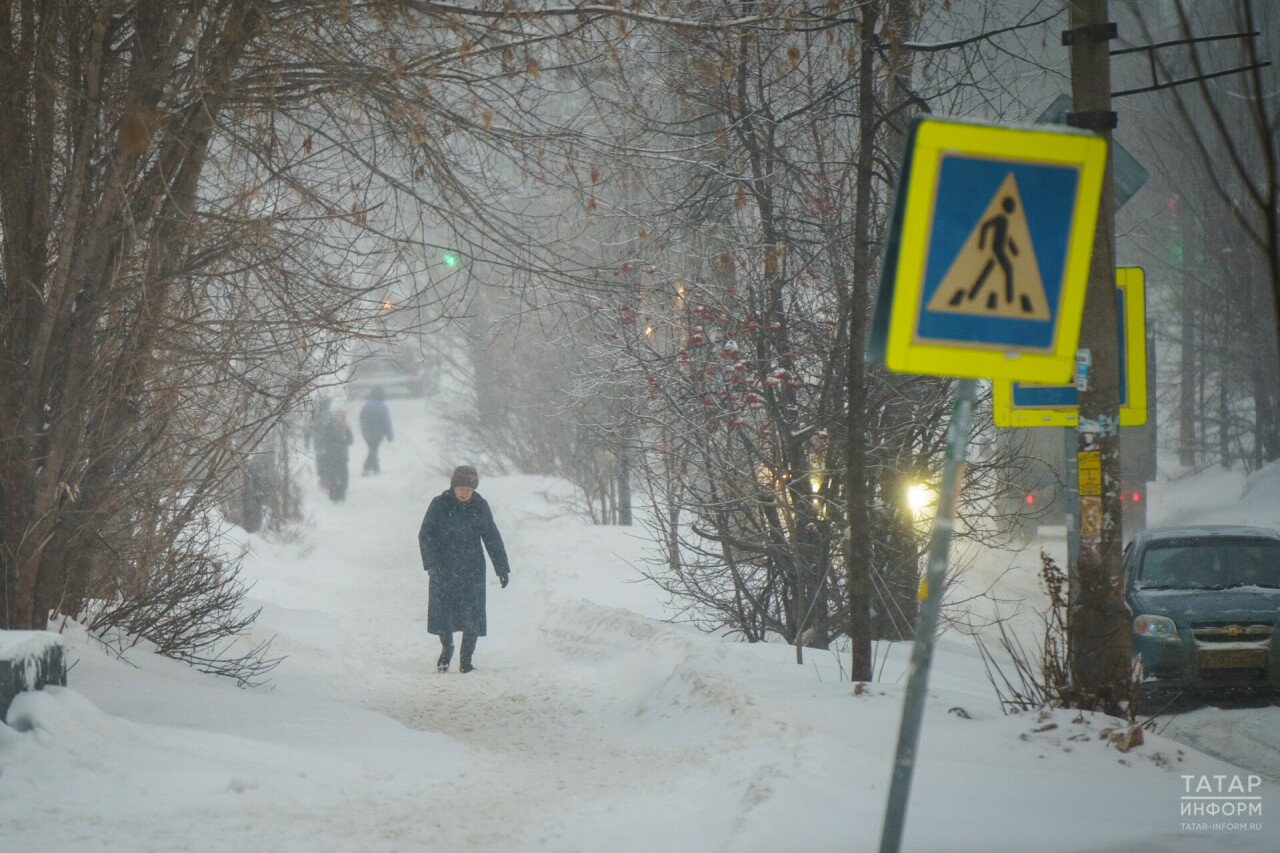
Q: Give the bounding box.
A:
[362,623,742,850]
[244,398,819,851]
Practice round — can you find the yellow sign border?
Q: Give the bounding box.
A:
[883,119,1107,383]
[992,267,1147,426]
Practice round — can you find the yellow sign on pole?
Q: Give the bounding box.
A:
[1078,450,1102,496]
[992,268,1148,427]
[869,117,1107,383]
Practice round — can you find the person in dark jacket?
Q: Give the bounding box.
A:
[417,465,510,673]
[358,387,394,476]
[305,396,334,490]
[316,409,354,502]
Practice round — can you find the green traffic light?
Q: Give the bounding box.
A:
[442,253,458,267]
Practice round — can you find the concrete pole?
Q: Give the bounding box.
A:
[1066,0,1133,710]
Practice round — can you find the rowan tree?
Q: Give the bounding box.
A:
[516,2,1046,662]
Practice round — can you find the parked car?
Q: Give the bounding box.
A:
[1123,525,1280,701]
[344,344,435,399]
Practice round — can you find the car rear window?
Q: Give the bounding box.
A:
[1138,537,1280,590]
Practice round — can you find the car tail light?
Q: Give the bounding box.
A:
[1120,483,1146,505]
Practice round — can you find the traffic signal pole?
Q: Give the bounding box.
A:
[1064,0,1133,709]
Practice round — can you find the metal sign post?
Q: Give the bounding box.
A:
[878,378,977,853]
[1065,427,1081,572]
[868,115,1106,852]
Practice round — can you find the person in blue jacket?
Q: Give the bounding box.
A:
[358,386,394,476]
[417,465,510,673]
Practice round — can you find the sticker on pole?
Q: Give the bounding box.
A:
[992,267,1147,427]
[869,117,1107,383]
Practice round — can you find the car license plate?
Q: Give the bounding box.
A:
[1200,650,1268,669]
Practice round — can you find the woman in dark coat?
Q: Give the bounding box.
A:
[417,465,510,672]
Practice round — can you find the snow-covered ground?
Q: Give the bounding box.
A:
[2,397,1278,852]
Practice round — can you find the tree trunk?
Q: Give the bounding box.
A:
[1252,270,1280,466]
[845,3,879,682]
[1220,359,1232,468]
[1178,269,1197,468]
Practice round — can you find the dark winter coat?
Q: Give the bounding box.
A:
[418,489,510,636]
[316,421,353,470]
[305,402,332,451]
[359,399,393,443]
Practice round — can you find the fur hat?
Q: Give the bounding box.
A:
[450,465,479,490]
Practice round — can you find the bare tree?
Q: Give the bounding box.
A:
[514,2,1050,663]
[0,2,656,663]
[1120,0,1280,471]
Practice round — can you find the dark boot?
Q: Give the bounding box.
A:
[459,633,478,673]
[437,636,454,672]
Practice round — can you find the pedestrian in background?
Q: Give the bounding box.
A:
[358,386,394,476]
[317,409,353,502]
[417,465,510,673]
[305,396,334,490]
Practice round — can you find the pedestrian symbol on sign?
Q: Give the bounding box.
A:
[925,172,1050,320]
[869,116,1106,382]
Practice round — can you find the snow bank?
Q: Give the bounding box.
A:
[0,629,65,720]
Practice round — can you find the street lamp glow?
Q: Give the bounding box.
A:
[906,482,935,515]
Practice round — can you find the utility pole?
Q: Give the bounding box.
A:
[1064,0,1132,710]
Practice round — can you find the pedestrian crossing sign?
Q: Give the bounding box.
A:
[869,117,1107,382]
[992,267,1147,427]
